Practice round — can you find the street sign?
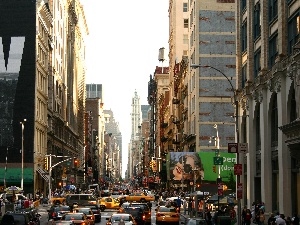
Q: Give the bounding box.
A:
[239,143,248,153]
[237,183,243,199]
[234,164,242,175]
[228,143,238,153]
[213,157,223,165]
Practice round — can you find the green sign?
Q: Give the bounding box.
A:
[214,157,223,165]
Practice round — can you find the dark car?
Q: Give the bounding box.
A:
[48,205,71,221]
[121,206,145,225]
[0,212,33,225]
[89,205,101,223]
[120,202,151,225]
[182,218,207,225]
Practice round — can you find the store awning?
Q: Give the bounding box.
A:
[0,168,33,184]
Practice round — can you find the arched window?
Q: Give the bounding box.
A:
[271,95,278,146]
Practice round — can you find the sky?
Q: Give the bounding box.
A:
[81,1,170,177]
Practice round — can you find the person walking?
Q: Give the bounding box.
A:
[258,209,265,225]
[244,209,252,225]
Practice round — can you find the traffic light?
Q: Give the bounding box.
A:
[213,165,216,173]
[44,157,49,170]
[74,158,78,168]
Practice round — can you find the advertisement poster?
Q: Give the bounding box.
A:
[167,152,236,182]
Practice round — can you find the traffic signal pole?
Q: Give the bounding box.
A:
[46,154,75,202]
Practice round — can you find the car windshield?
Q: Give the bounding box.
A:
[64,214,84,220]
[75,209,91,214]
[55,206,71,211]
[111,215,131,222]
[159,207,177,212]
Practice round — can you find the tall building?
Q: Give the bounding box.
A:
[104,109,122,179]
[128,91,142,178]
[86,83,103,99]
[237,0,300,215]
[0,0,88,193]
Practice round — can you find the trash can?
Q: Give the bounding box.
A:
[218,216,231,225]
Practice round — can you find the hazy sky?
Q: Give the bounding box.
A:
[81,1,169,177]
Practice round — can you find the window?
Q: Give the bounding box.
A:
[183,3,188,12]
[183,34,188,44]
[241,0,246,11]
[254,49,261,78]
[241,21,247,52]
[271,95,278,145]
[183,50,188,56]
[241,64,247,88]
[268,0,278,22]
[184,19,189,28]
[253,3,261,40]
[269,34,278,67]
[288,14,300,54]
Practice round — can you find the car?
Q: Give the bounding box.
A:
[124,193,154,203]
[0,212,32,225]
[105,213,137,225]
[99,197,120,211]
[50,197,66,205]
[48,205,71,221]
[47,221,75,225]
[61,212,90,225]
[101,189,111,197]
[65,193,101,222]
[73,207,95,225]
[181,218,207,225]
[155,206,180,225]
[119,206,145,225]
[120,202,151,225]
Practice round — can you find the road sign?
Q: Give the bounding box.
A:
[239,143,248,153]
[234,164,242,175]
[228,143,238,153]
[237,183,243,199]
[213,157,223,165]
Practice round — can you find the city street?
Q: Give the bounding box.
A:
[37,202,188,225]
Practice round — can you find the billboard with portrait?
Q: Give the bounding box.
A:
[167,152,236,182]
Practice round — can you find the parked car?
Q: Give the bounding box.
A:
[105,213,137,225]
[155,206,180,225]
[48,205,71,221]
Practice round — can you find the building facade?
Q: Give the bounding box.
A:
[0,0,88,194]
[237,0,300,216]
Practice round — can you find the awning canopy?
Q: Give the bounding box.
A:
[0,168,33,184]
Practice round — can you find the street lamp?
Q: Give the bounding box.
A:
[191,64,240,225]
[20,119,26,190]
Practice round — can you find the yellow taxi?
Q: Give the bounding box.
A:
[124,192,154,202]
[50,197,66,205]
[99,197,120,211]
[155,206,180,224]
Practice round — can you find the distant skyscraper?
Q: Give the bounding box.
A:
[130,90,142,139]
[86,83,103,99]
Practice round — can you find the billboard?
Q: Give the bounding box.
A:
[167,152,236,182]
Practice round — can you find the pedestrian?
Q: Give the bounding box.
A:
[176,196,182,212]
[292,213,299,225]
[276,214,286,225]
[268,213,276,225]
[258,209,265,225]
[244,209,252,225]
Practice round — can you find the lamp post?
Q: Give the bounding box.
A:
[191,64,240,225]
[20,119,26,190]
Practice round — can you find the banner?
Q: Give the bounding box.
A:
[167,152,236,182]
